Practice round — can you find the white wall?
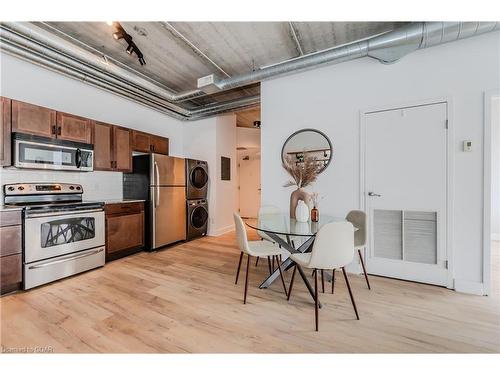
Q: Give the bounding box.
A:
[215,115,238,234]
[261,31,500,294]
[0,52,184,202]
[492,97,500,241]
[183,115,237,236]
[237,127,261,149]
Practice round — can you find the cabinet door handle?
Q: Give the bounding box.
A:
[52,125,57,135]
[57,126,62,136]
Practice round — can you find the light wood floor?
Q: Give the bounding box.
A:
[1,229,499,353]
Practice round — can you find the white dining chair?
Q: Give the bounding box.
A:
[288,221,359,331]
[345,210,371,290]
[233,213,290,304]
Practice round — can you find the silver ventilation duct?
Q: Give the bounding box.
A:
[201,22,499,91]
[1,22,499,120]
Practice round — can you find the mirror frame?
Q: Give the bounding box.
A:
[281,128,333,174]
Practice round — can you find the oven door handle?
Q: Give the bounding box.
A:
[28,247,104,269]
[25,208,104,218]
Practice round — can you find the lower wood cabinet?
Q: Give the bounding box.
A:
[1,210,22,295]
[105,202,145,261]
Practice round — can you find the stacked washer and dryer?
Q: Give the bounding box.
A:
[185,159,209,240]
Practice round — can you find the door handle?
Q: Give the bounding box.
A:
[154,160,160,207]
[368,192,382,197]
[28,248,104,269]
[75,148,82,168]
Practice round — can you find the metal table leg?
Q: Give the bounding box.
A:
[258,232,321,307]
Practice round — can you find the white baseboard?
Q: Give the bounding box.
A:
[208,224,235,237]
[454,279,485,296]
[492,233,500,241]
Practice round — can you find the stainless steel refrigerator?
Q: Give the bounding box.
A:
[123,154,186,250]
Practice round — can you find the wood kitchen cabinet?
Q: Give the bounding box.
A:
[151,135,169,155]
[94,121,114,171]
[1,97,12,166]
[113,126,132,171]
[0,210,22,295]
[132,130,151,153]
[132,130,169,155]
[11,100,56,138]
[56,112,93,143]
[11,100,94,144]
[105,202,145,261]
[94,122,132,172]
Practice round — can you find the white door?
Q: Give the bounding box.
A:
[239,156,261,218]
[364,102,448,286]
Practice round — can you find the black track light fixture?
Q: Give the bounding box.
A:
[112,30,124,40]
[109,22,146,66]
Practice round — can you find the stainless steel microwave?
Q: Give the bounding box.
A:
[13,133,94,172]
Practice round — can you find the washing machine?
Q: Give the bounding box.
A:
[186,199,208,240]
[186,159,208,199]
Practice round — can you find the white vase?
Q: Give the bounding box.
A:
[295,200,309,222]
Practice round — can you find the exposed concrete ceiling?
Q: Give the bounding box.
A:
[35,22,406,107]
[236,107,261,128]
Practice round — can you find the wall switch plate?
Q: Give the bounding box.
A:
[463,140,472,152]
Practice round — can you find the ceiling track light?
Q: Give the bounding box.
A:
[110,22,146,66]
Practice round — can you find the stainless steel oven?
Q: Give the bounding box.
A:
[24,207,105,263]
[3,183,105,290]
[13,133,93,171]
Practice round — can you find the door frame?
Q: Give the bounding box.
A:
[359,97,454,289]
[483,89,500,296]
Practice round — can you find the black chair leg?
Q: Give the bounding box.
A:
[275,255,288,298]
[358,249,371,290]
[244,254,251,304]
[255,257,259,267]
[331,269,336,294]
[235,252,243,284]
[321,270,325,293]
[267,256,272,275]
[314,269,319,331]
[288,265,297,301]
[342,267,359,320]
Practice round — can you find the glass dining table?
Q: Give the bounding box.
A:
[245,213,345,306]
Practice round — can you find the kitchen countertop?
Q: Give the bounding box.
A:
[102,199,146,205]
[0,205,24,212]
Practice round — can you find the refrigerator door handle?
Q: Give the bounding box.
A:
[154,160,160,207]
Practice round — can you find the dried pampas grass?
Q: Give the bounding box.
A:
[282,154,319,188]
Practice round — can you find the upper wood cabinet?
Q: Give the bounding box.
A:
[1,97,12,166]
[56,112,93,143]
[11,100,56,138]
[132,130,151,153]
[113,126,132,172]
[132,130,169,155]
[94,121,114,171]
[11,100,93,144]
[94,122,132,172]
[151,135,169,155]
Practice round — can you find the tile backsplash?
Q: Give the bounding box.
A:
[0,168,123,202]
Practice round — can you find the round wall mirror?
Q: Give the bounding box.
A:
[281,129,333,174]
